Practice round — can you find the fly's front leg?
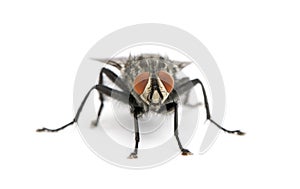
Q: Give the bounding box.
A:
[93,67,129,126]
[127,94,143,159]
[128,110,140,159]
[172,102,193,156]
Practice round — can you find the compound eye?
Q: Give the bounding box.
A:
[158,71,174,93]
[133,72,150,95]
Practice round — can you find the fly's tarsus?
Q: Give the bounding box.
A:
[209,119,246,135]
[36,120,75,132]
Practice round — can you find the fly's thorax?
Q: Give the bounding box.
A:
[122,55,176,86]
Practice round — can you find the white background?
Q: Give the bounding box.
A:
[0,0,299,188]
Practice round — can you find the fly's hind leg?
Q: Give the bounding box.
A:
[176,77,201,107]
[183,90,202,108]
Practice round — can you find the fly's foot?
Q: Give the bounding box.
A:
[91,120,98,127]
[181,149,193,156]
[128,152,138,159]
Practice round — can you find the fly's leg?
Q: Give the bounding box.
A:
[37,84,129,132]
[127,94,143,159]
[128,110,140,159]
[36,120,74,132]
[93,67,129,126]
[175,77,201,107]
[163,100,193,155]
[36,85,97,132]
[172,102,193,155]
[183,90,202,107]
[175,79,245,135]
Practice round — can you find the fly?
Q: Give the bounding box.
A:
[37,54,245,159]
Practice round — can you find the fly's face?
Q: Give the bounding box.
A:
[133,71,174,106]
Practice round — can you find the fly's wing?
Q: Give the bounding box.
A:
[91,57,128,70]
[172,60,192,72]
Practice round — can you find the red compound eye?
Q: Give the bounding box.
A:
[133,72,150,95]
[158,71,174,93]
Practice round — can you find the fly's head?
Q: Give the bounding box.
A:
[133,71,174,107]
